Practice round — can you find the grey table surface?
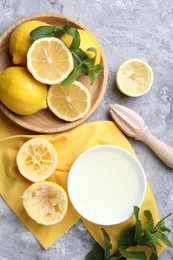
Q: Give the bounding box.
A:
[0,0,173,259]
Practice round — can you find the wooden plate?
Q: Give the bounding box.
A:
[0,13,108,133]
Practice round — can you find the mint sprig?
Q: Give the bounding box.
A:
[30,25,71,39]
[85,206,172,260]
[30,24,102,86]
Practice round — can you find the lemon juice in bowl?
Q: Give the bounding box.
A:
[68,145,146,225]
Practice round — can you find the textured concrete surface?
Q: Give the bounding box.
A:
[0,0,173,259]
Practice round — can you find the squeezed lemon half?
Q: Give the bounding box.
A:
[16,138,57,182]
[116,59,154,97]
[22,181,68,225]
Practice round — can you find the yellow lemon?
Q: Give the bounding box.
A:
[9,20,47,66]
[22,181,68,225]
[27,37,74,85]
[47,80,91,122]
[17,138,58,182]
[116,59,154,97]
[0,66,47,115]
[61,29,101,65]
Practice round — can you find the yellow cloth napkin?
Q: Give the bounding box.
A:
[0,110,166,257]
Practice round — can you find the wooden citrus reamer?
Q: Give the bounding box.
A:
[110,104,173,169]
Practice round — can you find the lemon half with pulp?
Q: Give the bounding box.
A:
[27,37,74,85]
[47,80,91,122]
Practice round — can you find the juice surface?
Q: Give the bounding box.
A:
[69,147,143,224]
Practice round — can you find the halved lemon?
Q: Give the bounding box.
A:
[116,59,154,97]
[22,181,68,225]
[47,80,91,122]
[27,37,74,85]
[16,138,57,182]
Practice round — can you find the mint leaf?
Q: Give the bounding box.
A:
[85,243,104,260]
[134,206,140,220]
[83,57,96,66]
[72,49,89,63]
[61,64,82,86]
[89,63,102,73]
[54,25,71,37]
[101,228,112,259]
[153,232,172,247]
[66,27,80,50]
[142,232,157,255]
[87,47,97,64]
[30,25,55,40]
[87,47,97,54]
[149,253,158,260]
[134,206,143,243]
[30,24,73,40]
[81,64,89,75]
[144,228,161,247]
[154,213,172,231]
[30,24,75,40]
[118,226,135,248]
[143,210,154,231]
[72,54,80,67]
[88,71,95,84]
[157,226,171,233]
[119,249,146,260]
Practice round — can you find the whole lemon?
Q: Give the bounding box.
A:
[9,20,47,66]
[0,66,47,115]
[61,29,101,65]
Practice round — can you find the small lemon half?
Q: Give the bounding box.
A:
[116,59,154,97]
[22,181,68,225]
